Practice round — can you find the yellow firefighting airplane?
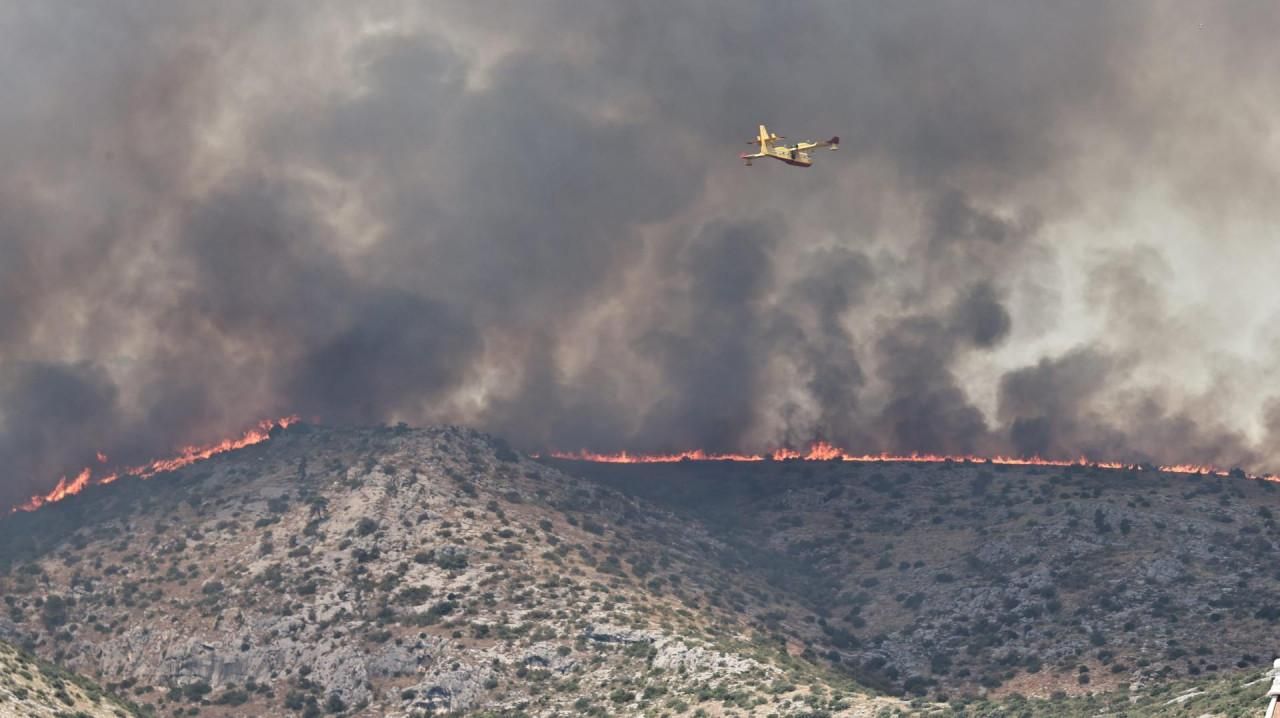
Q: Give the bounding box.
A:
[741,124,839,167]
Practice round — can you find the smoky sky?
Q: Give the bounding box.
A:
[4,1,1280,509]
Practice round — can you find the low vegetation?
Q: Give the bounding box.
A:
[0,423,1275,716]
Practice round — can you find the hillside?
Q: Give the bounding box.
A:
[0,637,143,717]
[0,424,1278,717]
[0,425,900,717]
[556,457,1280,700]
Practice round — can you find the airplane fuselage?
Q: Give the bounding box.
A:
[769,147,812,167]
[743,147,813,167]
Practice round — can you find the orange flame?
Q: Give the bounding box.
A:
[546,441,1277,480]
[13,416,298,513]
[29,468,94,510]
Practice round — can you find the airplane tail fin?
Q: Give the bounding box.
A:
[747,125,789,149]
[828,136,840,150]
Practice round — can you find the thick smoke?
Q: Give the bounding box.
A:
[3,2,1280,509]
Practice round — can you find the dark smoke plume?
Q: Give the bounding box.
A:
[3,2,1280,509]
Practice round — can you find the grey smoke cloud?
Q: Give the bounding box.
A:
[3,2,1280,509]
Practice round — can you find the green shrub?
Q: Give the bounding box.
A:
[214,688,250,706]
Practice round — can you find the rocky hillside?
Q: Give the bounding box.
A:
[0,637,143,717]
[2,424,1278,717]
[557,457,1280,702]
[0,425,900,717]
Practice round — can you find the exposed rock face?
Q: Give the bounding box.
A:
[582,622,656,644]
[0,637,142,717]
[652,637,772,677]
[84,614,414,710]
[403,661,493,714]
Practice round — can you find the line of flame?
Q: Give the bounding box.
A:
[13,416,299,513]
[545,441,1278,480]
[15,425,1272,514]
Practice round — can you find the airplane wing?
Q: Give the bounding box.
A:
[794,136,840,151]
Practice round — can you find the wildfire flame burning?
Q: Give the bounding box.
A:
[13,416,299,513]
[547,441,1278,480]
[15,425,1272,515]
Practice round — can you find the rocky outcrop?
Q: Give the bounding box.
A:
[0,638,142,717]
[582,623,656,645]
